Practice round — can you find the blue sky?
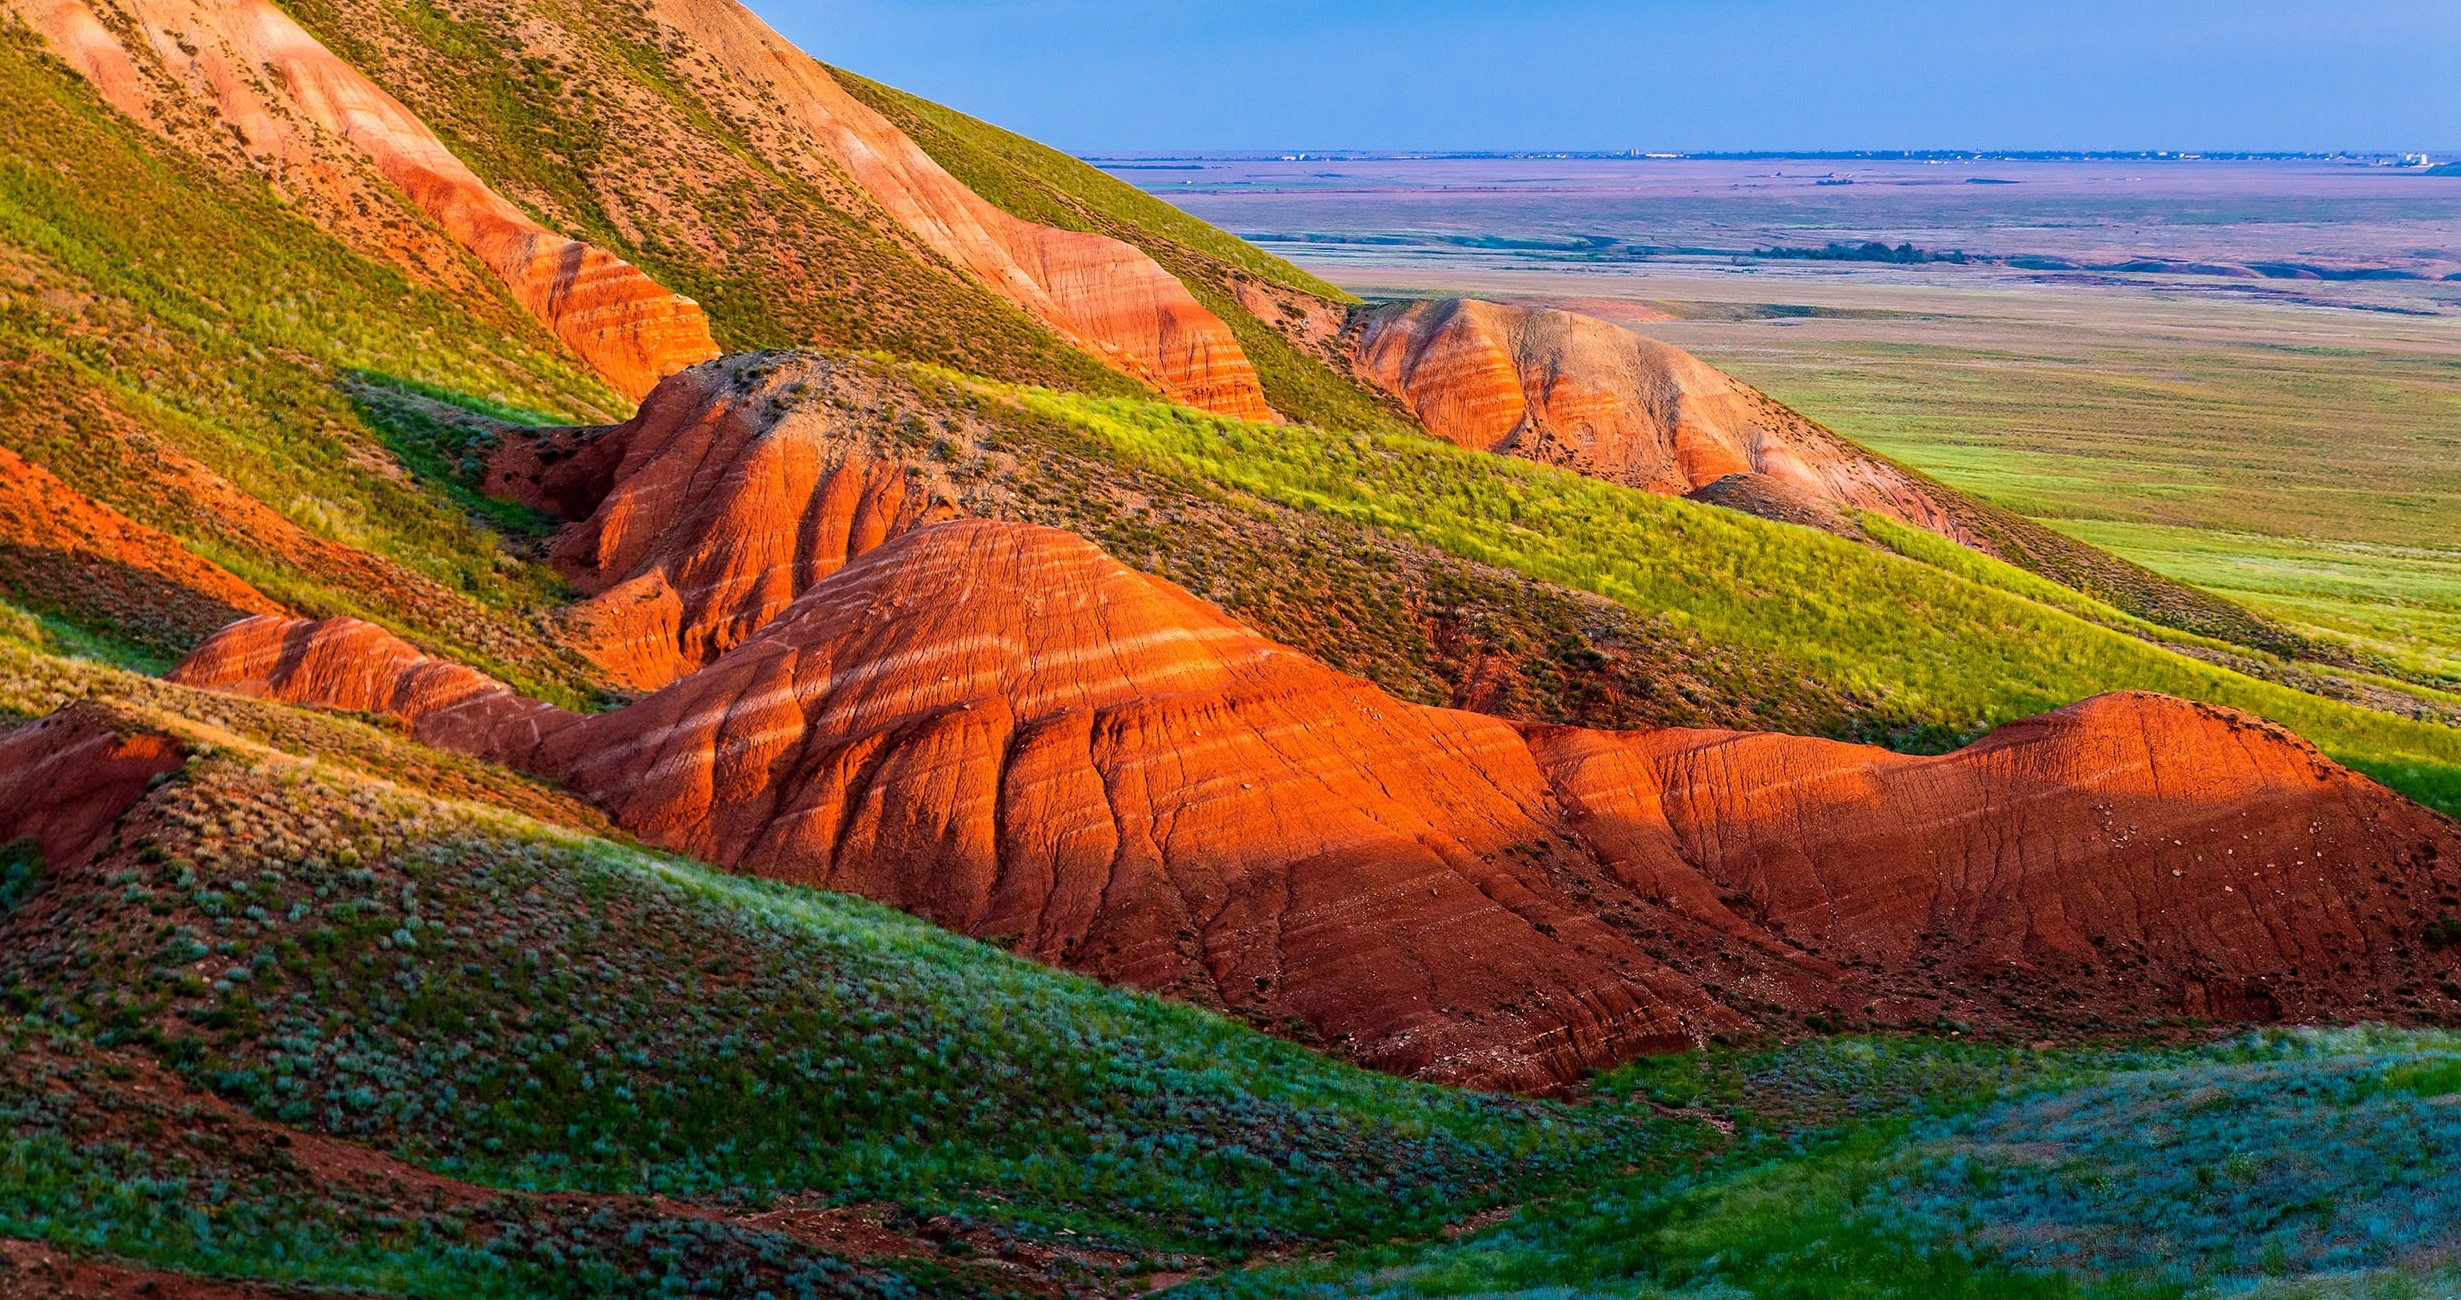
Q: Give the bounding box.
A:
[744,0,2461,153]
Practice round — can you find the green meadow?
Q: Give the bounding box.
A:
[1538,277,2461,697]
[2056,521,2461,688]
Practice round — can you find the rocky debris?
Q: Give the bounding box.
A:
[171,521,2461,1092]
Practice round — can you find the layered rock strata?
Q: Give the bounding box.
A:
[1351,298,1967,537]
[172,521,2461,1091]
[481,360,959,690]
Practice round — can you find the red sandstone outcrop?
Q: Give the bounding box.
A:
[1351,298,1968,537]
[9,0,719,398]
[171,522,2461,1091]
[167,615,573,759]
[0,704,185,869]
[640,0,1273,419]
[481,359,961,690]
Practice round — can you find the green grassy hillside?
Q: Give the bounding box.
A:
[272,0,1143,399]
[992,380,2461,813]
[0,32,611,702]
[1651,287,2461,693]
[824,73,1345,303]
[1210,1029,2461,1297]
[833,70,1418,433]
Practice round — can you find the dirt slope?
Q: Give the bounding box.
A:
[8,0,719,397]
[0,704,185,869]
[172,523,2461,1092]
[1351,298,1969,537]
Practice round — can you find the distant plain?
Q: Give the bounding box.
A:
[1116,156,2461,689]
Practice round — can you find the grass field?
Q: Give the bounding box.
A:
[1719,309,2461,696]
[2055,521,2461,687]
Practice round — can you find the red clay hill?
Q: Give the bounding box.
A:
[1350,297,1968,537]
[479,358,962,691]
[173,521,2461,1093]
[0,704,187,872]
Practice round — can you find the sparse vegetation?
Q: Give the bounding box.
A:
[1208,1030,2461,1297]
[1757,239,1969,264]
[0,838,39,914]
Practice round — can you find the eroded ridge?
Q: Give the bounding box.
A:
[482,359,961,691]
[643,0,1274,418]
[173,522,2461,1091]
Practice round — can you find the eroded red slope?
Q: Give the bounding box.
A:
[168,615,575,761]
[1351,297,1967,537]
[0,447,283,651]
[481,360,959,690]
[0,704,185,870]
[172,524,2461,1090]
[11,0,719,398]
[642,0,1274,419]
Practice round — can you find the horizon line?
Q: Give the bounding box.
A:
[1078,148,2456,164]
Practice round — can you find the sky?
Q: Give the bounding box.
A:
[745,0,2461,154]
